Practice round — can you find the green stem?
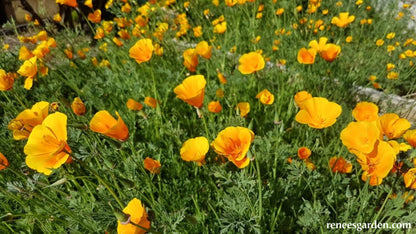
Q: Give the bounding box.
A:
[129,220,161,234]
[255,155,262,226]
[11,90,27,109]
[198,108,210,140]
[73,157,124,209]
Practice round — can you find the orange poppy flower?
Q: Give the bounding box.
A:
[297,48,317,64]
[129,39,154,64]
[126,98,143,111]
[8,101,49,140]
[118,29,131,40]
[319,44,341,62]
[352,102,379,122]
[360,140,396,186]
[88,10,101,23]
[238,52,265,74]
[297,147,311,159]
[403,129,416,147]
[195,41,212,59]
[294,91,312,109]
[19,46,34,60]
[173,75,206,108]
[143,157,161,174]
[217,71,227,84]
[112,37,123,47]
[121,3,131,13]
[56,0,78,7]
[377,113,410,139]
[17,56,38,90]
[329,156,352,173]
[23,112,71,175]
[255,89,274,105]
[208,101,222,113]
[211,126,254,168]
[236,102,250,117]
[340,121,380,156]
[404,168,416,189]
[89,111,129,141]
[0,153,9,170]
[331,12,355,28]
[295,97,342,129]
[183,48,199,72]
[117,198,151,234]
[0,69,15,91]
[71,97,86,116]
[180,137,209,165]
[144,97,158,108]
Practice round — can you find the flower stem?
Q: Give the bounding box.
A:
[72,156,124,209]
[11,90,27,109]
[197,108,210,140]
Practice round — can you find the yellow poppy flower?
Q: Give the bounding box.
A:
[404,168,416,189]
[0,69,15,91]
[84,0,92,8]
[331,12,355,28]
[236,102,250,117]
[183,48,199,72]
[24,112,71,175]
[19,46,34,61]
[340,121,380,158]
[403,130,416,148]
[360,140,396,186]
[173,75,206,108]
[294,91,312,109]
[308,37,328,52]
[117,198,151,234]
[180,137,209,165]
[8,101,49,140]
[129,39,154,64]
[195,41,212,59]
[213,22,227,34]
[238,52,265,74]
[295,97,342,129]
[255,89,274,105]
[126,99,143,111]
[297,48,317,64]
[352,102,379,122]
[144,97,158,108]
[377,113,410,139]
[17,56,38,90]
[71,97,86,116]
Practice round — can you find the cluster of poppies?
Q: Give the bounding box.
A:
[5,100,132,175]
[297,37,342,64]
[340,102,416,186]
